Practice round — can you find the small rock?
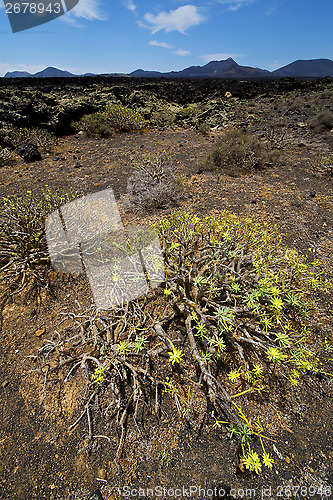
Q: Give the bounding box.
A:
[251,199,257,204]
[35,328,46,337]
[17,143,42,162]
[297,122,306,128]
[285,456,291,464]
[196,168,203,175]
[97,468,106,480]
[309,190,316,198]
[2,380,9,388]
[74,162,82,168]
[52,157,60,161]
[78,131,85,135]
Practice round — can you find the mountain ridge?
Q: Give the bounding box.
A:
[3,58,333,79]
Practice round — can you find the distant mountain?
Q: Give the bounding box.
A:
[4,70,32,78]
[4,66,75,78]
[271,58,333,78]
[3,58,333,79]
[4,67,130,78]
[130,58,270,79]
[33,66,75,77]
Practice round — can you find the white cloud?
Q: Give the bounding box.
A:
[124,0,137,15]
[174,49,190,56]
[62,0,105,24]
[140,5,205,34]
[200,53,243,63]
[149,40,173,49]
[217,0,255,11]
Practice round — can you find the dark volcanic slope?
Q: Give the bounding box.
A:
[272,58,333,78]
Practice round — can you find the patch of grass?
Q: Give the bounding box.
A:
[197,121,210,136]
[204,128,273,176]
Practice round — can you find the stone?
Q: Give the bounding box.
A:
[16,143,42,162]
[35,328,46,337]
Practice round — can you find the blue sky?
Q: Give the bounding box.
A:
[0,0,332,76]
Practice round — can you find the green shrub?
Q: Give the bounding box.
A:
[74,104,147,137]
[204,128,271,176]
[103,104,146,132]
[6,126,57,150]
[30,211,332,472]
[72,112,113,138]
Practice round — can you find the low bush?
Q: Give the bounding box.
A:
[122,153,182,211]
[0,188,77,295]
[103,104,146,132]
[6,126,57,150]
[0,146,15,166]
[310,110,333,133]
[73,104,147,137]
[204,128,272,176]
[150,110,175,130]
[196,121,210,135]
[29,211,332,473]
[310,153,333,177]
[72,112,113,138]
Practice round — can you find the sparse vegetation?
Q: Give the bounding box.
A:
[310,110,333,132]
[0,188,76,295]
[26,210,332,473]
[5,126,57,151]
[122,153,182,210]
[310,153,333,177]
[0,146,15,165]
[204,128,273,175]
